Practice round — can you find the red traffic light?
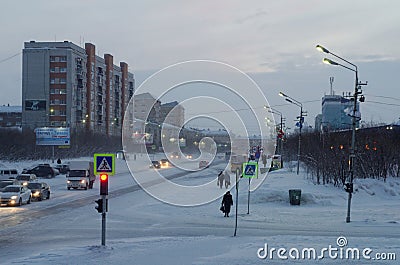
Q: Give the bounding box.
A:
[99,173,109,195]
[100,173,108,181]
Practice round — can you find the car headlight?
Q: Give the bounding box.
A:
[81,179,86,184]
[33,191,40,197]
[11,195,18,200]
[67,180,71,183]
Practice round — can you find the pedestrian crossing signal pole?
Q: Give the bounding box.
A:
[99,173,108,246]
[234,168,240,237]
[247,177,251,214]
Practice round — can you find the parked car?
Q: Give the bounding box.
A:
[54,164,70,174]
[16,174,38,186]
[0,168,19,180]
[150,160,161,169]
[0,185,31,206]
[0,179,19,191]
[27,182,51,201]
[22,164,58,178]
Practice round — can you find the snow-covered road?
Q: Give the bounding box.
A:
[0,156,399,264]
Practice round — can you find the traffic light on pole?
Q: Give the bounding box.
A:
[100,173,108,195]
[95,199,103,213]
[344,183,353,193]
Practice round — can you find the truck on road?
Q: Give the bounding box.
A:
[66,161,95,190]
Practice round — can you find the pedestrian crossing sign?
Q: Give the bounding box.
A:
[242,162,258,178]
[94,153,115,175]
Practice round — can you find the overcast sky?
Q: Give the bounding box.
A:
[1,0,399,128]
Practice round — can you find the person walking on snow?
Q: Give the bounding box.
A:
[221,191,233,217]
[217,171,224,189]
[224,171,231,189]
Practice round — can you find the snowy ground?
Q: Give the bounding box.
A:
[0,155,399,264]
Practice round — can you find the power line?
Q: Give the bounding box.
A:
[364,94,400,102]
[0,52,22,64]
[365,100,400,107]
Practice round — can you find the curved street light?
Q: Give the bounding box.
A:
[316,44,367,223]
[278,92,305,175]
[264,106,285,155]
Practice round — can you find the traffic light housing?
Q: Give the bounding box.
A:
[95,199,103,213]
[100,173,108,195]
[344,183,353,193]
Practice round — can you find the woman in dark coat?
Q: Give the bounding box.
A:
[221,191,233,217]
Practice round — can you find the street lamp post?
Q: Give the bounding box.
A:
[316,44,367,223]
[264,106,284,155]
[278,92,305,175]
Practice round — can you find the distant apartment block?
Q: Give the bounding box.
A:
[320,94,359,132]
[22,41,135,136]
[0,105,22,128]
[160,101,185,128]
[131,93,185,148]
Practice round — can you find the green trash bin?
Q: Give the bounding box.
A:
[289,189,301,205]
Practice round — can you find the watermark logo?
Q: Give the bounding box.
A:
[257,236,397,261]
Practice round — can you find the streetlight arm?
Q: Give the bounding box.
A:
[317,44,357,71]
[285,98,302,108]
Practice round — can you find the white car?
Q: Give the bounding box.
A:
[0,185,31,206]
[16,174,38,186]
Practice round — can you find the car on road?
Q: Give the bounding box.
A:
[0,185,31,206]
[27,182,51,201]
[199,160,210,168]
[150,160,161,169]
[170,152,181,159]
[160,158,170,168]
[16,174,38,186]
[22,164,58,178]
[0,179,19,191]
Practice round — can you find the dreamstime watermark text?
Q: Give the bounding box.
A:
[257,236,396,261]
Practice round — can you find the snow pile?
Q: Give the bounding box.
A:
[355,178,400,197]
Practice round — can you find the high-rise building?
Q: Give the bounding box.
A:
[22,41,135,136]
[0,105,22,128]
[160,101,185,128]
[320,94,359,132]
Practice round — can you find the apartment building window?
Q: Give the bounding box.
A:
[50,56,67,62]
[60,78,66,84]
[60,67,67,73]
[50,89,67,94]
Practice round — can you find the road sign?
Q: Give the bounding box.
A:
[94,154,115,175]
[35,127,70,146]
[242,162,258,178]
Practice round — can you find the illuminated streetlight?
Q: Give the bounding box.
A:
[278,92,305,175]
[316,44,367,223]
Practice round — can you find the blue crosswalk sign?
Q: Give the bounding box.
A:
[94,153,115,175]
[242,162,258,178]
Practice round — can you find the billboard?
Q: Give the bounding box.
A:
[25,100,46,111]
[35,127,70,146]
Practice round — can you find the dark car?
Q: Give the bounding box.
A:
[22,165,58,178]
[150,161,161,169]
[27,182,50,201]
